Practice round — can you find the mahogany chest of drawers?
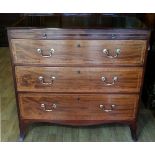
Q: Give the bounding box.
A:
[8,28,150,141]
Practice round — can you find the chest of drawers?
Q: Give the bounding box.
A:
[8,28,150,141]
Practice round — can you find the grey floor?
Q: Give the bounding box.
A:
[1,47,155,142]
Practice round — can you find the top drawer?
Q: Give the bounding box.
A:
[11,39,147,66]
[8,28,150,40]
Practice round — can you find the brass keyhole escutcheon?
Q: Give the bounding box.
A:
[77,70,81,74]
[77,44,81,48]
[77,97,80,103]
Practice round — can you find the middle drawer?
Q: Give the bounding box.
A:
[15,66,143,93]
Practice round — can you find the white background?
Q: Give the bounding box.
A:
[0,0,155,12]
[0,0,155,154]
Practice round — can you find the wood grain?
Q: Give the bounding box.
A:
[8,28,150,40]
[7,27,151,141]
[15,66,143,93]
[2,47,155,142]
[19,93,139,120]
[11,39,147,66]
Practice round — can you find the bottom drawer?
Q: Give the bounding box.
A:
[18,93,139,121]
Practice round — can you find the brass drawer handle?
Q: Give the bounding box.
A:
[99,104,116,112]
[101,76,118,86]
[38,76,56,85]
[41,103,56,112]
[37,48,55,58]
[102,48,120,58]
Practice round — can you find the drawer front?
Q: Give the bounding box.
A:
[11,39,147,66]
[8,28,150,40]
[19,93,139,120]
[15,66,143,93]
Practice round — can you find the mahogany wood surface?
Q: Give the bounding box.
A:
[19,93,139,120]
[15,66,143,93]
[7,27,150,141]
[8,28,150,40]
[11,39,147,66]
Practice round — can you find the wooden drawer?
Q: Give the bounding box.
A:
[8,28,150,40]
[15,66,143,93]
[19,93,139,120]
[11,39,147,66]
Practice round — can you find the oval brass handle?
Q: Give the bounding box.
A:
[99,104,116,112]
[102,48,120,58]
[41,103,56,112]
[38,76,56,85]
[101,76,118,86]
[37,48,55,58]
